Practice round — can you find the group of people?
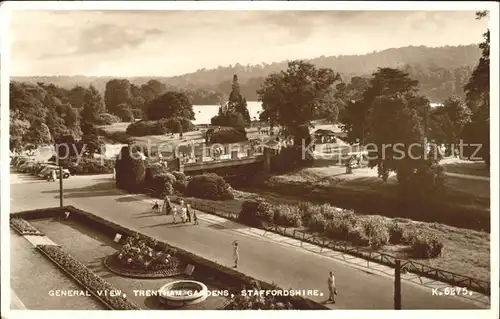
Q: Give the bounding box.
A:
[152,196,198,225]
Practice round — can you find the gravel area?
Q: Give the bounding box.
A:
[31,218,229,310]
[10,229,106,310]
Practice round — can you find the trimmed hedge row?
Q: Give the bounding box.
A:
[69,158,114,175]
[37,245,141,310]
[14,206,326,310]
[126,118,194,137]
[10,218,44,236]
[185,173,234,200]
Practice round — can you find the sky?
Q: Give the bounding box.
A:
[9,10,488,77]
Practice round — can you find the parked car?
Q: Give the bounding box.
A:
[40,167,71,180]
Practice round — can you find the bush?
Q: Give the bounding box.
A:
[152,173,174,197]
[324,218,352,241]
[361,216,390,249]
[38,245,140,310]
[115,146,146,193]
[238,199,274,227]
[173,180,187,194]
[211,112,248,128]
[272,205,302,227]
[162,182,174,197]
[308,212,326,233]
[185,173,234,200]
[408,232,444,258]
[172,171,186,182]
[208,127,248,144]
[96,113,121,125]
[347,225,370,247]
[297,202,321,226]
[143,163,170,191]
[388,222,405,244]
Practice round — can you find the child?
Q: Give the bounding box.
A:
[193,210,198,225]
[172,207,178,224]
[152,201,160,213]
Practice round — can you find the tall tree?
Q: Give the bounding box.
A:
[257,60,341,144]
[81,85,106,124]
[462,11,490,166]
[227,75,251,124]
[146,91,195,121]
[104,79,132,118]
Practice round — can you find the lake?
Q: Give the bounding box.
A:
[192,101,263,125]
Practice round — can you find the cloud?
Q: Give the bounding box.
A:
[40,23,164,59]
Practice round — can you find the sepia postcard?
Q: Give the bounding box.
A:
[1,1,498,319]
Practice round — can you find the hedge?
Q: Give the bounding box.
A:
[37,245,141,310]
[14,206,326,310]
[126,118,194,137]
[208,127,248,144]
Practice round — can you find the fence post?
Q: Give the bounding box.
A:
[394,259,402,310]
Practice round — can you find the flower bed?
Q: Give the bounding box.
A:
[10,218,44,236]
[103,234,184,278]
[37,245,141,310]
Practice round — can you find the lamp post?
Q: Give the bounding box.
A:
[394,259,402,310]
[55,143,64,207]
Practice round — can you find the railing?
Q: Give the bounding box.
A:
[142,192,490,296]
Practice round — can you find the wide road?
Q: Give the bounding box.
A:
[10,173,487,309]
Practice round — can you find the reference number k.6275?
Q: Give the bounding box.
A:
[432,287,471,296]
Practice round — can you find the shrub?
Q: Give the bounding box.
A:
[272,204,302,228]
[96,113,121,125]
[361,216,390,249]
[173,180,187,194]
[38,245,140,310]
[143,163,170,191]
[115,146,146,193]
[211,112,248,128]
[388,222,405,244]
[238,199,273,227]
[297,202,321,226]
[185,173,234,200]
[347,225,370,247]
[324,218,352,241]
[172,171,186,182]
[162,182,174,197]
[209,127,248,144]
[126,121,157,137]
[308,212,326,233]
[409,232,444,258]
[152,173,173,197]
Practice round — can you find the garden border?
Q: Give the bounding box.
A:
[165,195,491,296]
[12,207,327,310]
[103,253,185,279]
[36,245,141,310]
[10,218,44,236]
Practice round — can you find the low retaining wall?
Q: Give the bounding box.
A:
[12,207,327,310]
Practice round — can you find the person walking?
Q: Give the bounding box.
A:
[193,210,198,225]
[186,203,192,223]
[163,196,172,215]
[327,271,337,303]
[180,200,187,223]
[232,241,239,268]
[172,207,178,224]
[50,169,57,182]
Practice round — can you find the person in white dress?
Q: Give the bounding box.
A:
[232,241,239,268]
[327,271,337,303]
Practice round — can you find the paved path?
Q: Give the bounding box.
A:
[10,173,488,309]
